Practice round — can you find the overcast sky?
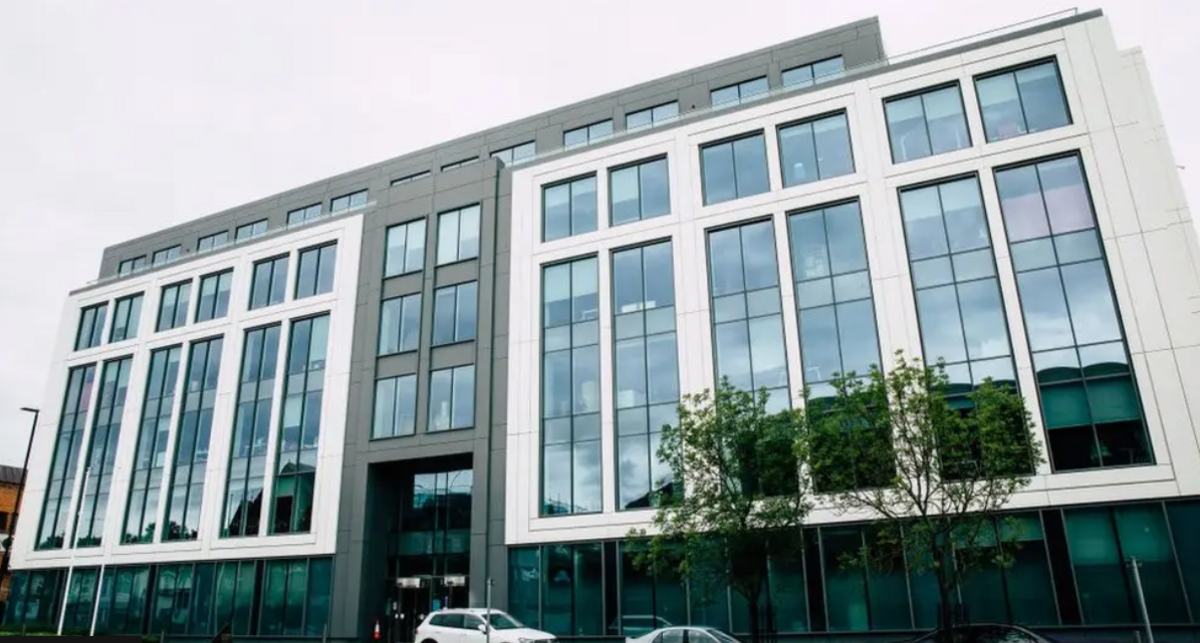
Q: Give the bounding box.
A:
[0,0,1195,467]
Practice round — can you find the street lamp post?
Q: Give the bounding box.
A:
[0,407,39,616]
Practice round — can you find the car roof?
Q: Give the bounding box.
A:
[437,608,507,614]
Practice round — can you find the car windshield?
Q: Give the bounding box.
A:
[484,612,523,630]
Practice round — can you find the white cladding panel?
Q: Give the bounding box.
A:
[12,215,362,570]
[506,16,1200,545]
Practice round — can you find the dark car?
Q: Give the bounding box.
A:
[907,624,1058,643]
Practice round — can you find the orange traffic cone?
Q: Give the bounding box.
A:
[373,619,382,641]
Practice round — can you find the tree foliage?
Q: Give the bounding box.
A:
[630,380,810,643]
[796,352,1043,630]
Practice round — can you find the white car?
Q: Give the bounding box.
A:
[627,626,744,643]
[415,608,556,643]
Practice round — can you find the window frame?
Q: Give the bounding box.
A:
[378,292,422,356]
[973,57,1073,143]
[156,280,193,332]
[542,174,598,242]
[608,155,671,227]
[293,242,338,299]
[235,219,269,242]
[118,256,147,276]
[286,203,323,227]
[775,109,856,188]
[152,246,181,267]
[626,102,680,131]
[196,231,230,253]
[372,373,418,439]
[491,141,537,165]
[428,364,476,432]
[882,81,973,164]
[563,120,614,148]
[75,302,109,350]
[249,254,290,310]
[441,157,480,172]
[330,189,368,213]
[194,269,234,323]
[391,170,431,186]
[782,55,845,88]
[698,131,770,206]
[436,204,482,266]
[711,76,769,108]
[384,218,428,278]
[432,281,479,346]
[992,152,1151,472]
[109,293,144,343]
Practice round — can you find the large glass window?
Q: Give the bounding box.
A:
[222,325,280,538]
[610,157,670,226]
[287,203,322,226]
[711,76,768,108]
[429,364,475,432]
[782,56,845,88]
[295,242,337,299]
[492,141,537,165]
[123,346,181,544]
[509,548,541,627]
[787,201,880,399]
[118,256,147,276]
[330,189,367,213]
[197,231,229,253]
[272,314,329,534]
[36,364,96,550]
[76,303,108,350]
[164,336,223,541]
[1064,504,1188,625]
[259,558,332,636]
[385,219,427,277]
[900,176,1016,401]
[74,356,133,548]
[543,175,598,241]
[61,567,99,634]
[93,566,151,635]
[884,84,971,163]
[249,255,288,310]
[778,112,854,188]
[700,133,770,205]
[433,281,478,345]
[822,527,912,631]
[564,120,614,148]
[152,245,181,266]
[379,293,421,355]
[976,59,1071,142]
[626,102,679,131]
[110,294,144,343]
[195,270,233,322]
[235,219,268,241]
[437,204,481,265]
[542,543,604,636]
[214,560,258,635]
[1,569,67,633]
[1167,501,1200,620]
[541,257,601,515]
[995,155,1151,471]
[156,281,192,332]
[374,374,418,438]
[613,242,678,510]
[707,220,790,410]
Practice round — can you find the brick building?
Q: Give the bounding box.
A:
[0,465,25,606]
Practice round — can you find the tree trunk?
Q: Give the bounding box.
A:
[747,593,761,643]
[934,545,954,643]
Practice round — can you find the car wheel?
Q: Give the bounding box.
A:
[420,639,438,643]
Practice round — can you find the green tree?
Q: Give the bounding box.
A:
[630,380,811,643]
[797,352,1042,634]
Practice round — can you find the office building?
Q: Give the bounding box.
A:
[6,8,1200,642]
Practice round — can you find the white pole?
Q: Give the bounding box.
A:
[57,466,91,635]
[1128,557,1155,643]
[88,564,105,635]
[485,578,493,643]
